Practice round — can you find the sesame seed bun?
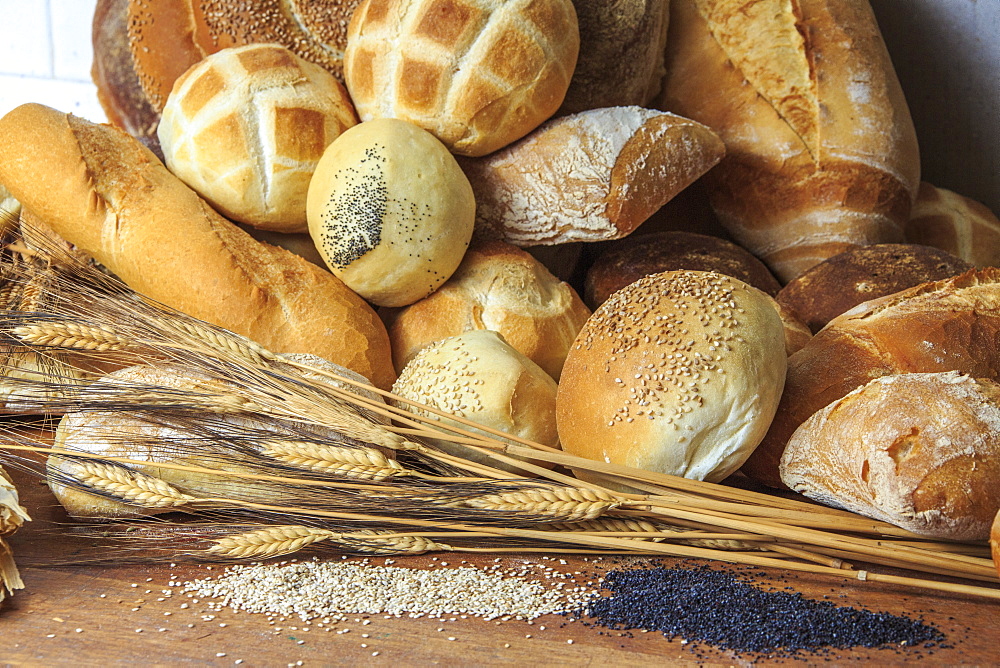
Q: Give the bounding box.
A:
[556,270,787,485]
[306,118,475,307]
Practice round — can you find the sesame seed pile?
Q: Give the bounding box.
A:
[184,557,597,624]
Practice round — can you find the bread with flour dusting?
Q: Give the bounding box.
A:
[458,106,724,246]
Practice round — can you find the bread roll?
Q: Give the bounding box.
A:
[781,372,1000,541]
[344,0,579,156]
[306,118,475,307]
[657,0,920,282]
[557,270,787,486]
[383,240,591,380]
[776,243,973,334]
[905,182,1000,269]
[157,44,359,232]
[92,0,364,154]
[0,104,395,390]
[459,106,724,246]
[390,330,559,474]
[743,268,1000,488]
[558,0,670,114]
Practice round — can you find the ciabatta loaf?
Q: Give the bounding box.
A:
[459,106,724,245]
[657,0,920,282]
[0,104,395,390]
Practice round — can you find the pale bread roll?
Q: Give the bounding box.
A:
[557,270,787,486]
[306,118,475,307]
[905,182,1000,269]
[383,240,592,380]
[157,44,359,232]
[344,0,580,156]
[781,372,1000,541]
[458,106,724,246]
[390,330,558,474]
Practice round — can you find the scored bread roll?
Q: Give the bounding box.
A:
[0,104,395,390]
[390,330,559,475]
[157,44,359,232]
[306,118,475,307]
[557,270,787,486]
[344,0,580,156]
[780,372,1000,541]
[382,240,592,380]
[776,243,973,334]
[744,268,1000,488]
[657,0,920,282]
[459,106,724,246]
[905,182,1000,269]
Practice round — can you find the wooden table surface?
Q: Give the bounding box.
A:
[2,463,998,667]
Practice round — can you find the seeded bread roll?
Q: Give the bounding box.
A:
[459,106,724,246]
[781,372,1000,541]
[391,330,559,474]
[157,44,359,232]
[557,270,787,486]
[344,0,580,157]
[383,240,591,380]
[306,118,475,307]
[776,243,973,334]
[905,182,1000,269]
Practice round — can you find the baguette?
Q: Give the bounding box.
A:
[0,104,395,390]
[657,0,920,282]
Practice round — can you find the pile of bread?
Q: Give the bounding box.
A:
[0,0,999,558]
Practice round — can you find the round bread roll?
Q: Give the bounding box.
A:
[584,231,781,310]
[306,118,475,307]
[383,240,591,380]
[343,0,580,157]
[390,330,558,474]
[780,372,1000,541]
[557,270,787,485]
[776,243,973,334]
[905,182,1000,269]
[47,355,386,518]
[157,44,358,232]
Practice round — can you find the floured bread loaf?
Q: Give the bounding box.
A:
[459,106,724,245]
[781,372,1000,541]
[344,0,580,156]
[0,465,28,602]
[905,182,1000,269]
[158,44,359,232]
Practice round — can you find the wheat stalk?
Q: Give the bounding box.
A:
[206,525,336,558]
[457,487,621,522]
[260,440,410,480]
[13,323,132,352]
[69,460,196,508]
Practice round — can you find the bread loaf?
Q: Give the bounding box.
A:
[344,0,579,156]
[557,270,786,487]
[781,371,1000,541]
[459,106,724,246]
[558,0,670,114]
[657,0,921,282]
[157,44,359,232]
[0,104,395,390]
[905,182,1000,269]
[383,240,591,380]
[776,243,973,334]
[744,268,1000,488]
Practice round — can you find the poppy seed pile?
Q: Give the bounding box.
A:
[576,563,947,659]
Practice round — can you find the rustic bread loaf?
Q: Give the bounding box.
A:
[0,104,395,390]
[459,106,724,246]
[558,0,670,114]
[157,44,359,232]
[557,270,786,487]
[905,182,1000,269]
[776,243,973,334]
[781,371,1000,541]
[657,0,921,282]
[344,0,580,156]
[383,240,591,380]
[743,268,1000,488]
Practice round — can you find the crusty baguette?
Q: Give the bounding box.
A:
[743,267,1000,488]
[657,0,920,282]
[0,104,395,390]
[905,182,1000,269]
[458,106,724,245]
